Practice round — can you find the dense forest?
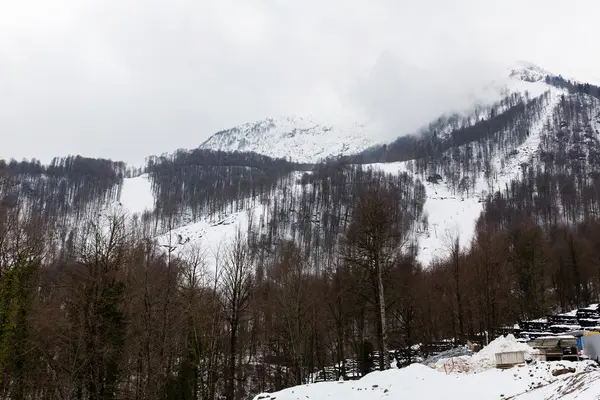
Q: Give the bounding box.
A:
[0,164,425,399]
[3,75,600,399]
[146,149,309,227]
[0,156,125,224]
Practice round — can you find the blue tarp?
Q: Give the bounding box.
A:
[583,334,600,360]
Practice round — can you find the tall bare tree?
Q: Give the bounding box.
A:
[221,230,254,400]
[344,183,407,371]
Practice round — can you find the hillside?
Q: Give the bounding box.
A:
[119,65,568,267]
[20,62,590,271]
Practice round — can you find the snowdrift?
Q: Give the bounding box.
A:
[253,335,599,400]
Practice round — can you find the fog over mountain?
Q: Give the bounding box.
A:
[1,0,600,164]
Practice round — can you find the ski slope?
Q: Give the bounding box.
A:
[118,173,155,215]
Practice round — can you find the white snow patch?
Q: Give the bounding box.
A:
[154,207,265,275]
[118,174,155,215]
[367,161,484,266]
[469,334,534,372]
[417,182,483,266]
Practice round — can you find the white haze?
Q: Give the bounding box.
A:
[0,0,599,165]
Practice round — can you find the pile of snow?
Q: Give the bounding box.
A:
[426,335,534,374]
[470,334,534,372]
[429,354,473,374]
[253,360,599,400]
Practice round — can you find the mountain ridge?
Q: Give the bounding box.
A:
[198,115,378,163]
[199,61,554,163]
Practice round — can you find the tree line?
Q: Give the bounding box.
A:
[0,156,125,225]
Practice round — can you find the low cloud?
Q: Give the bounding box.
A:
[347,51,512,141]
[0,0,598,165]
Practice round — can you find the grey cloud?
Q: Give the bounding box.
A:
[0,0,598,165]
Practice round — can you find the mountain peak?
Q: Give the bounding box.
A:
[508,61,552,83]
[199,116,377,163]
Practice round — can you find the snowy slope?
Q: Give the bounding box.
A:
[365,85,565,265]
[252,360,600,400]
[515,370,600,400]
[252,335,600,400]
[153,208,263,273]
[117,174,252,265]
[199,116,377,163]
[368,160,485,265]
[118,173,155,215]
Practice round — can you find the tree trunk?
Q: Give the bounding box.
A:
[227,317,238,400]
[376,262,389,370]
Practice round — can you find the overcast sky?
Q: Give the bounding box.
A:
[1,0,599,166]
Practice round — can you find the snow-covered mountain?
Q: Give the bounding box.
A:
[113,61,588,269]
[199,62,553,164]
[508,60,552,83]
[199,116,377,163]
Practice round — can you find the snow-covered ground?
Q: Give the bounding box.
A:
[254,361,600,400]
[253,335,600,400]
[116,173,265,272]
[118,173,155,215]
[153,207,265,272]
[515,370,600,400]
